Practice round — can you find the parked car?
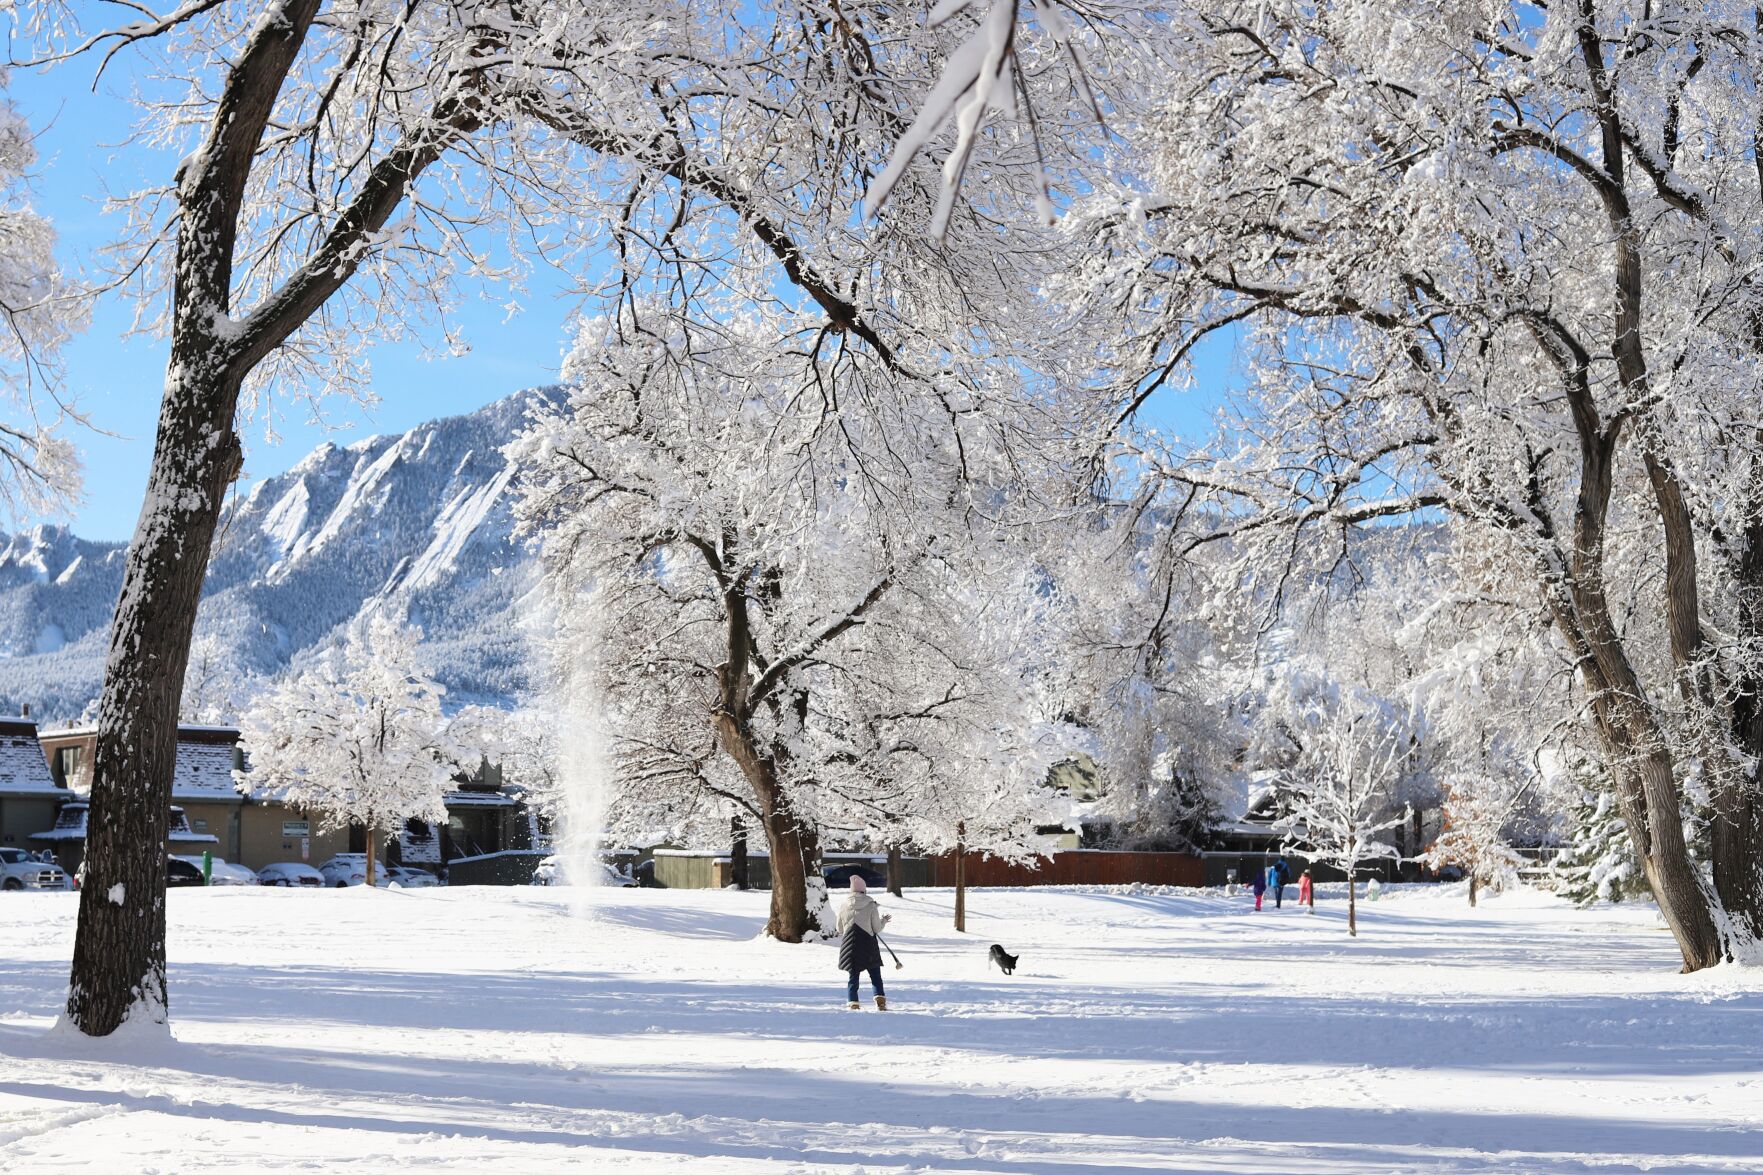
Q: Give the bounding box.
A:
[0,847,70,891]
[823,862,886,891]
[257,862,325,888]
[530,855,637,888]
[383,865,441,888]
[166,857,207,888]
[318,854,375,887]
[172,855,259,886]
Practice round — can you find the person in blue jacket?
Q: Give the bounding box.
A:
[1273,857,1292,908]
[1251,865,1267,911]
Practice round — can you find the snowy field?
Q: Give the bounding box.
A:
[0,883,1758,1173]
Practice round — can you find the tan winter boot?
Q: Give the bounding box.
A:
[874,995,888,1011]
[846,1001,860,1010]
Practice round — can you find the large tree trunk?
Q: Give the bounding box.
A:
[1347,866,1357,937]
[886,843,903,897]
[1710,772,1763,944]
[62,0,481,1036]
[1566,25,1733,969]
[953,822,967,933]
[1468,874,1478,908]
[758,804,822,941]
[366,826,378,889]
[1588,702,1724,970]
[731,816,749,890]
[66,362,246,1036]
[64,0,323,1042]
[1712,506,1763,944]
[714,708,822,941]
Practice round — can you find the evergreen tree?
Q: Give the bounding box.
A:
[1554,773,1645,906]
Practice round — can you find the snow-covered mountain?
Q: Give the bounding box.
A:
[0,388,559,722]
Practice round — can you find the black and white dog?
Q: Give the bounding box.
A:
[987,944,1019,975]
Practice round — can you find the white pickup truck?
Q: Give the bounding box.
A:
[0,847,71,891]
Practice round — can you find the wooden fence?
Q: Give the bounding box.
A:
[926,849,1204,889]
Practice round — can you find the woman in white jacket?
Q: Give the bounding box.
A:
[836,876,890,1010]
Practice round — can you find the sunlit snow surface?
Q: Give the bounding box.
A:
[0,884,1757,1172]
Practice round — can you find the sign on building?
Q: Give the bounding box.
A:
[282,820,310,838]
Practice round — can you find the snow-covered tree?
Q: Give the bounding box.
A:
[179,631,254,725]
[0,74,84,517]
[452,704,560,817]
[31,0,1082,1033]
[1274,692,1410,937]
[511,303,1068,941]
[1555,766,1647,907]
[238,616,455,888]
[1058,0,1763,969]
[1425,775,1527,908]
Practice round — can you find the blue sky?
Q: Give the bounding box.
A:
[13,57,581,541]
[11,50,1233,543]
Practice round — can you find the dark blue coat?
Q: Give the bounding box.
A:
[838,925,882,972]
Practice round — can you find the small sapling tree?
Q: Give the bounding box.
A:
[1278,703,1409,938]
[1424,775,1526,908]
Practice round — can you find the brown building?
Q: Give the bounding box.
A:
[32,801,220,875]
[36,723,533,880]
[38,723,347,873]
[0,715,74,853]
[42,724,246,857]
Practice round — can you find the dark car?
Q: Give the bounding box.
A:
[822,862,886,890]
[167,856,207,888]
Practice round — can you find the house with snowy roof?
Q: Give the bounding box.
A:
[0,713,75,853]
[42,724,250,857]
[37,723,351,872]
[39,721,537,879]
[395,759,539,882]
[31,801,220,874]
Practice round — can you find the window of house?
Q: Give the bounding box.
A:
[54,746,82,787]
[446,810,502,858]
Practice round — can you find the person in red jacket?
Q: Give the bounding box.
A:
[1299,868,1314,912]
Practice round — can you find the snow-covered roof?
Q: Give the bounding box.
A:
[172,739,243,802]
[44,724,243,802]
[1213,819,1285,838]
[443,789,517,808]
[0,717,68,798]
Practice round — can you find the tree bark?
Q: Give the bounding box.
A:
[1347,866,1357,937]
[954,822,967,933]
[66,369,243,1034]
[1713,499,1763,943]
[731,816,749,891]
[886,843,903,897]
[1468,874,1478,908]
[715,706,820,941]
[757,802,821,941]
[366,825,378,889]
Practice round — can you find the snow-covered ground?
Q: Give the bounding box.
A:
[0,883,1757,1172]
